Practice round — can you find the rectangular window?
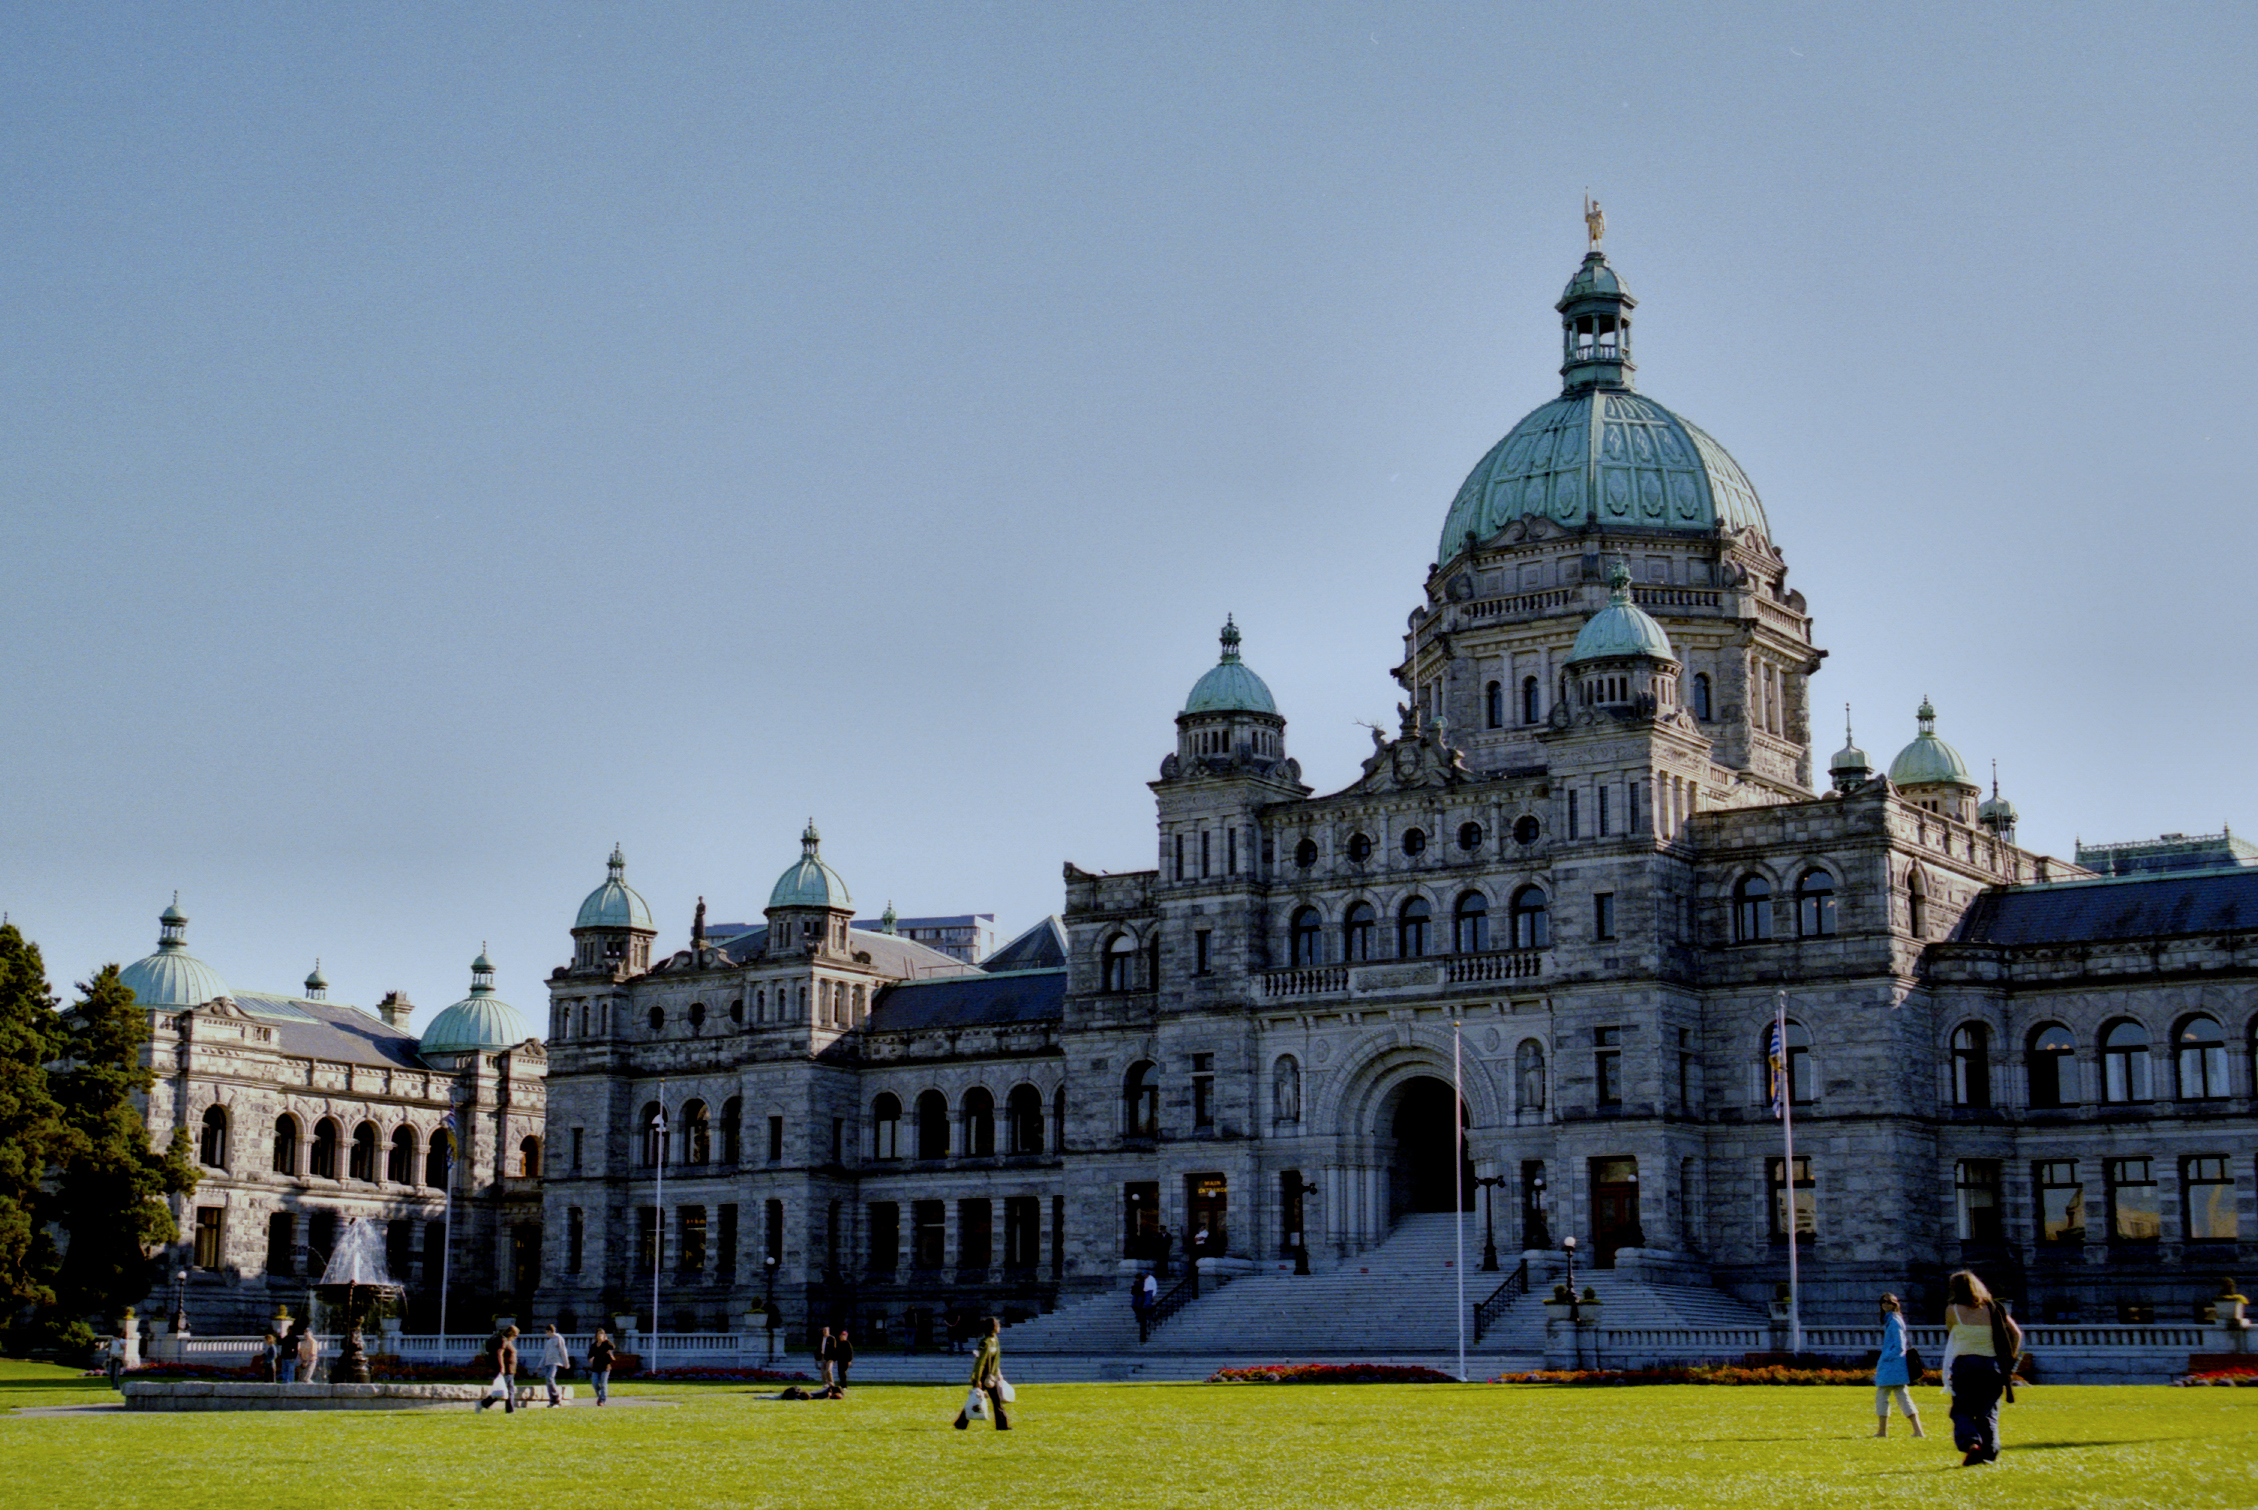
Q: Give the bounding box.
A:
[768,1115,784,1163]
[868,1201,899,1275]
[1677,1028,1694,1115]
[1594,1027,1623,1106]
[566,1207,585,1274]
[423,1220,445,1289]
[638,1205,658,1274]
[1004,1195,1041,1269]
[1594,893,1616,941]
[1598,785,1612,837]
[1767,1156,1816,1240]
[680,1205,708,1274]
[1227,827,1238,874]
[386,1217,415,1280]
[2108,1158,2160,1242]
[193,1207,224,1269]
[958,1198,993,1269]
[1629,781,1643,832]
[1201,830,1212,879]
[2035,1161,2085,1245]
[717,1203,738,1278]
[307,1210,337,1271]
[911,1200,945,1270]
[2185,1156,2238,1241]
[1125,1180,1160,1256]
[1194,929,1212,975]
[831,1118,844,1164]
[265,1212,295,1276]
[1173,833,1184,881]
[764,1198,784,1264]
[1568,790,1580,839]
[1192,1052,1215,1129]
[1955,1160,2003,1244]
[571,1126,584,1174]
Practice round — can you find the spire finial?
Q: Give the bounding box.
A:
[881,901,898,935]
[1845,703,1854,743]
[1219,616,1242,662]
[1916,695,1937,734]
[607,843,625,878]
[1991,758,2000,800]
[802,818,821,854]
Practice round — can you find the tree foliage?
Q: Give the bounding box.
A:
[0,924,65,1338]
[47,964,199,1344]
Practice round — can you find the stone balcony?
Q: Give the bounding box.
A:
[1259,948,1545,1001]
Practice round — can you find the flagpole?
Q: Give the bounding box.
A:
[1777,989,1802,1355]
[652,1083,667,1353]
[1453,1018,1467,1383]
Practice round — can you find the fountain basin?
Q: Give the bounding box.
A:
[122,1381,574,1411]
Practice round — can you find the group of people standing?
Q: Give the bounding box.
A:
[1872,1271,2025,1467]
[249,1321,321,1384]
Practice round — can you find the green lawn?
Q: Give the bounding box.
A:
[1,1359,2253,1509]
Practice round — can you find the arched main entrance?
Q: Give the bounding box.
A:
[1384,1075,1475,1218]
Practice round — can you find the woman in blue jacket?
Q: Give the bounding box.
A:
[1874,1293,1925,1438]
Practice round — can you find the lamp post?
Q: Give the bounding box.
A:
[437,1103,457,1340]
[1473,1174,1507,1272]
[171,1266,189,1335]
[1292,1178,1318,1276]
[763,1255,780,1360]
[650,1099,667,1342]
[1561,1236,1579,1321]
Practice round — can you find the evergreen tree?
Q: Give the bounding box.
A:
[0,924,65,1341]
[47,965,198,1346]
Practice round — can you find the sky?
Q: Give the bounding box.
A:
[4,2,2255,1019]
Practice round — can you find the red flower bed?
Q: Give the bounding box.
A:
[2175,1370,2258,1386]
[1208,1364,1457,1384]
[1492,1364,1940,1387]
[639,1366,816,1383]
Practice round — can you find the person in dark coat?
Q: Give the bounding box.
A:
[477,1325,520,1413]
[585,1327,618,1406]
[832,1329,855,1393]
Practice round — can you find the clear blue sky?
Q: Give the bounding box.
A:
[5,3,2253,1016]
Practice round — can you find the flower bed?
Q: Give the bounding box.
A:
[639,1365,816,1383]
[1208,1364,1457,1385]
[2174,1369,2258,1386]
[1493,1364,1943,1387]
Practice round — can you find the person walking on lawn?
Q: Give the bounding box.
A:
[1941,1270,2021,1466]
[1872,1293,1925,1439]
[538,1323,571,1407]
[478,1325,520,1413]
[816,1325,836,1390]
[585,1327,618,1406]
[832,1328,855,1393]
[952,1317,1010,1431]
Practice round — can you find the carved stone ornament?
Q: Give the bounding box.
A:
[1344,719,1473,795]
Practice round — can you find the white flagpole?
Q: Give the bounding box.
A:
[1453,1018,1467,1382]
[652,1085,667,1355]
[1777,989,1802,1355]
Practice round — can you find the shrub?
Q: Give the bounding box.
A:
[1491,1364,1943,1387]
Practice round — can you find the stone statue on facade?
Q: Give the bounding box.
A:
[1517,1040,1546,1112]
[1273,1056,1301,1123]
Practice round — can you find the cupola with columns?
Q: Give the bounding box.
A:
[764,820,856,958]
[1887,698,1981,823]
[570,844,656,976]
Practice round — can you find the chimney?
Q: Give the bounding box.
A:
[377,992,414,1031]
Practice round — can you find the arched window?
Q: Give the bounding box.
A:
[1342,901,1376,961]
[1950,1023,1991,1108]
[311,1118,341,1180]
[962,1086,996,1157]
[1521,676,1541,725]
[1293,837,1318,868]
[871,1093,901,1160]
[198,1105,228,1169]
[684,1099,711,1163]
[272,1114,300,1175]
[1763,1019,1815,1105]
[688,1000,707,1030]
[640,1101,664,1166]
[2176,1015,2228,1100]
[1733,876,1773,942]
[1794,869,1837,938]
[1123,1061,1159,1138]
[1290,907,1324,966]
[1101,933,1137,992]
[1346,832,1374,864]
[345,1121,378,1183]
[1397,897,1431,958]
[2101,1019,2150,1103]
[721,1096,743,1163]
[388,1126,418,1184]
[1453,892,1489,953]
[1006,1084,1044,1154]
[2028,1023,2076,1108]
[517,1135,541,1179]
[1906,872,1927,938]
[1053,1083,1068,1156]
[1509,886,1550,949]
[915,1089,949,1159]
[1485,680,1503,729]
[1691,672,1712,721]
[424,1128,452,1188]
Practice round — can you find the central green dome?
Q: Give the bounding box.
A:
[1437,248,1769,565]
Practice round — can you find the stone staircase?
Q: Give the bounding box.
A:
[1474,1267,1770,1352]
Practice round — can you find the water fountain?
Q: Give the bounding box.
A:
[313,1218,401,1385]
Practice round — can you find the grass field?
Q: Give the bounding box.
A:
[2,1360,2253,1509]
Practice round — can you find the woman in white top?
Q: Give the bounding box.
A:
[1940,1270,2020,1466]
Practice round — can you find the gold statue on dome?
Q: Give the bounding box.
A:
[1584,194,1605,248]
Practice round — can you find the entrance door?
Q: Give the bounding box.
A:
[1389,1075,1475,1216]
[1124,1181,1160,1261]
[1591,1157,1641,1268]
[1520,1160,1550,1251]
[1186,1173,1227,1259]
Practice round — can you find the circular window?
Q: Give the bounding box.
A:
[1402,827,1427,857]
[1294,838,1318,868]
[729,999,744,1024]
[1346,832,1374,864]
[1513,815,1541,846]
[647,1005,665,1032]
[1458,822,1484,852]
[689,1001,707,1028]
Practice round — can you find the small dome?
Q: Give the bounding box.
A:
[117,901,230,1009]
[1829,708,1870,778]
[769,820,852,910]
[303,961,328,998]
[575,845,653,931]
[419,950,530,1054]
[1887,698,1975,787]
[1183,617,1278,715]
[1561,249,1628,302]
[1978,793,2018,825]
[1567,563,1676,664]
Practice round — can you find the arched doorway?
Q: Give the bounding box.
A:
[1384,1075,1474,1218]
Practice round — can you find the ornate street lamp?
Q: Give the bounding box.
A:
[1472,1174,1508,1272]
[763,1256,780,1360]
[1561,1236,1579,1322]
[170,1266,189,1335]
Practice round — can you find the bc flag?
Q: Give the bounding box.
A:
[1766,1020,1787,1120]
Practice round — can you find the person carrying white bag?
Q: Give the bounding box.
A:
[952,1316,1012,1431]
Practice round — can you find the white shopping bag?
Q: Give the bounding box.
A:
[965,1387,987,1418]
[997,1377,1016,1403]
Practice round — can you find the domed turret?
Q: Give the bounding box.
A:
[1888,698,1980,821]
[1561,562,1682,718]
[303,960,328,1000]
[765,821,855,957]
[1167,618,1292,780]
[1829,706,1872,792]
[1183,617,1277,716]
[770,820,851,910]
[577,845,654,930]
[570,845,657,975]
[117,898,230,1009]
[419,947,531,1055]
[1566,563,1676,665]
[1978,763,2018,843]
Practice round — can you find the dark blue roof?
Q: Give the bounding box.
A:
[867,968,1064,1031]
[982,916,1067,972]
[1953,869,2258,946]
